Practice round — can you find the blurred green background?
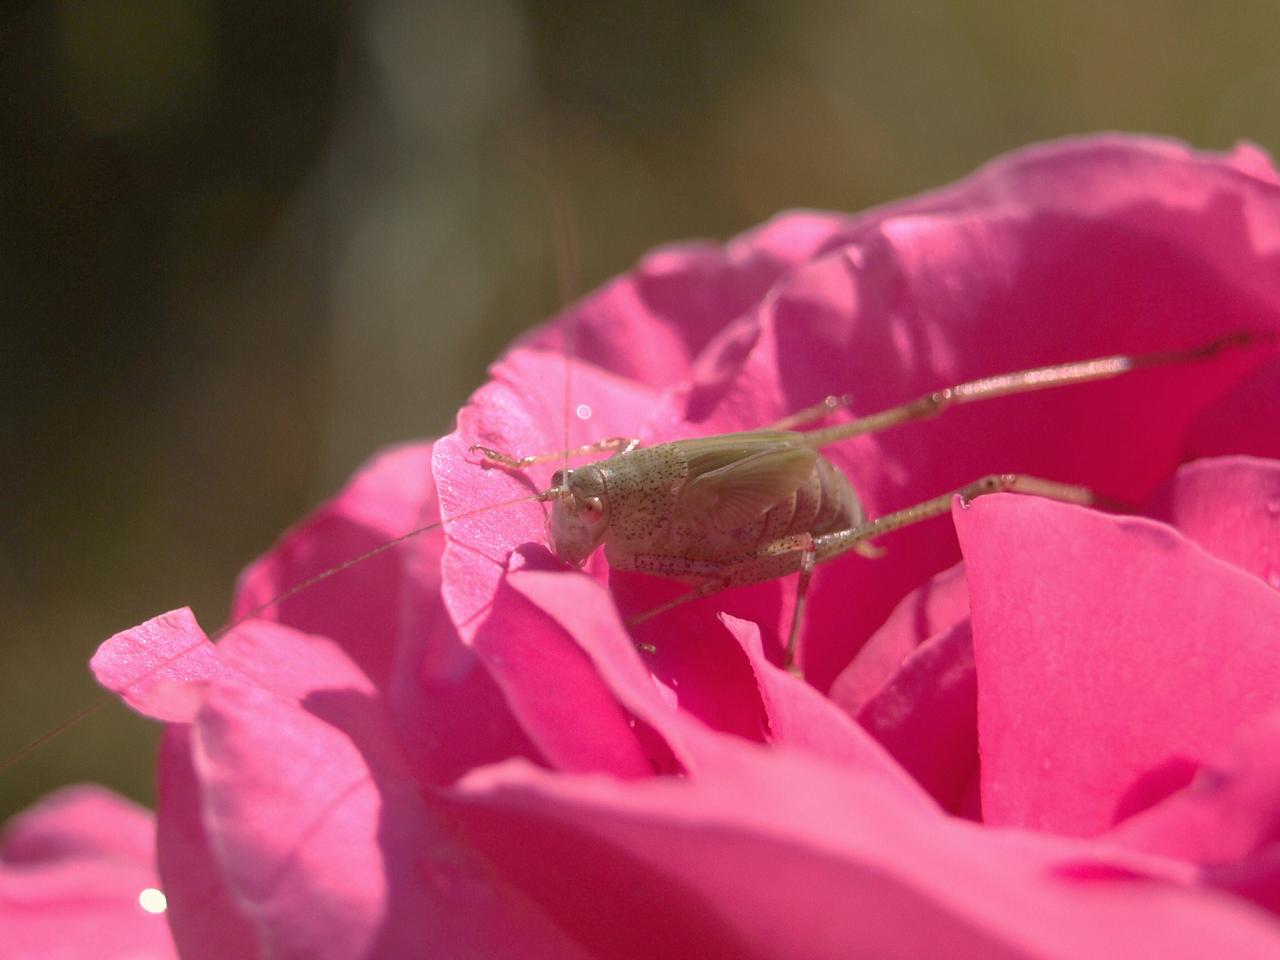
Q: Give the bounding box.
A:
[3,0,1279,822]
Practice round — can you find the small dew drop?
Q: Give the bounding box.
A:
[1266,499,1280,518]
[138,887,167,914]
[1266,566,1280,591]
[575,403,593,421]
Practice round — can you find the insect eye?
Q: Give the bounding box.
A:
[582,496,604,520]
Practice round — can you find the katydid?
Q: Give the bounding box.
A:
[470,329,1275,671]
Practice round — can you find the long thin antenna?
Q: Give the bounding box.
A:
[509,136,581,483]
[0,493,543,774]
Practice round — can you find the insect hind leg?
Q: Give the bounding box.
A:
[812,473,1093,565]
[801,329,1278,449]
[767,393,854,431]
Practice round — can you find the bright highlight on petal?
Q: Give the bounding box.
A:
[575,403,592,420]
[138,887,168,914]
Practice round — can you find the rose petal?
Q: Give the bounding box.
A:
[92,610,373,724]
[187,630,589,960]
[1,786,177,960]
[855,619,980,816]
[1107,711,1280,862]
[469,563,657,777]
[956,494,1280,836]
[228,437,541,784]
[92,607,254,721]
[520,215,860,389]
[1,785,152,866]
[155,728,258,960]
[1104,710,1280,916]
[718,613,926,775]
[508,564,934,804]
[232,442,438,688]
[151,620,388,959]
[828,560,970,714]
[389,535,546,784]
[1186,361,1280,462]
[1148,456,1280,588]
[613,569,788,743]
[447,745,1280,959]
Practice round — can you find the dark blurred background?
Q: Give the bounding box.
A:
[3,1,1279,822]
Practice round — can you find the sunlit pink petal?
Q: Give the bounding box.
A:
[91,607,253,722]
[728,220,1278,688]
[956,494,1280,836]
[390,557,546,784]
[470,560,657,777]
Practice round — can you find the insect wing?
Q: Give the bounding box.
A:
[682,440,817,531]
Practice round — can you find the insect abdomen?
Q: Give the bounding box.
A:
[761,453,864,545]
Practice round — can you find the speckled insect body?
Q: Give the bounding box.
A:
[548,431,865,583]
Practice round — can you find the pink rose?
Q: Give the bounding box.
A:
[75,135,1280,957]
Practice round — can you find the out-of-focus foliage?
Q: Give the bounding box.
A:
[2,0,1278,820]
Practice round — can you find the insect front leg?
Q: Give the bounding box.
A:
[471,435,641,470]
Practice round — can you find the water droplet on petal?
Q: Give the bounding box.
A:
[576,403,592,420]
[138,887,167,914]
[1266,498,1280,518]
